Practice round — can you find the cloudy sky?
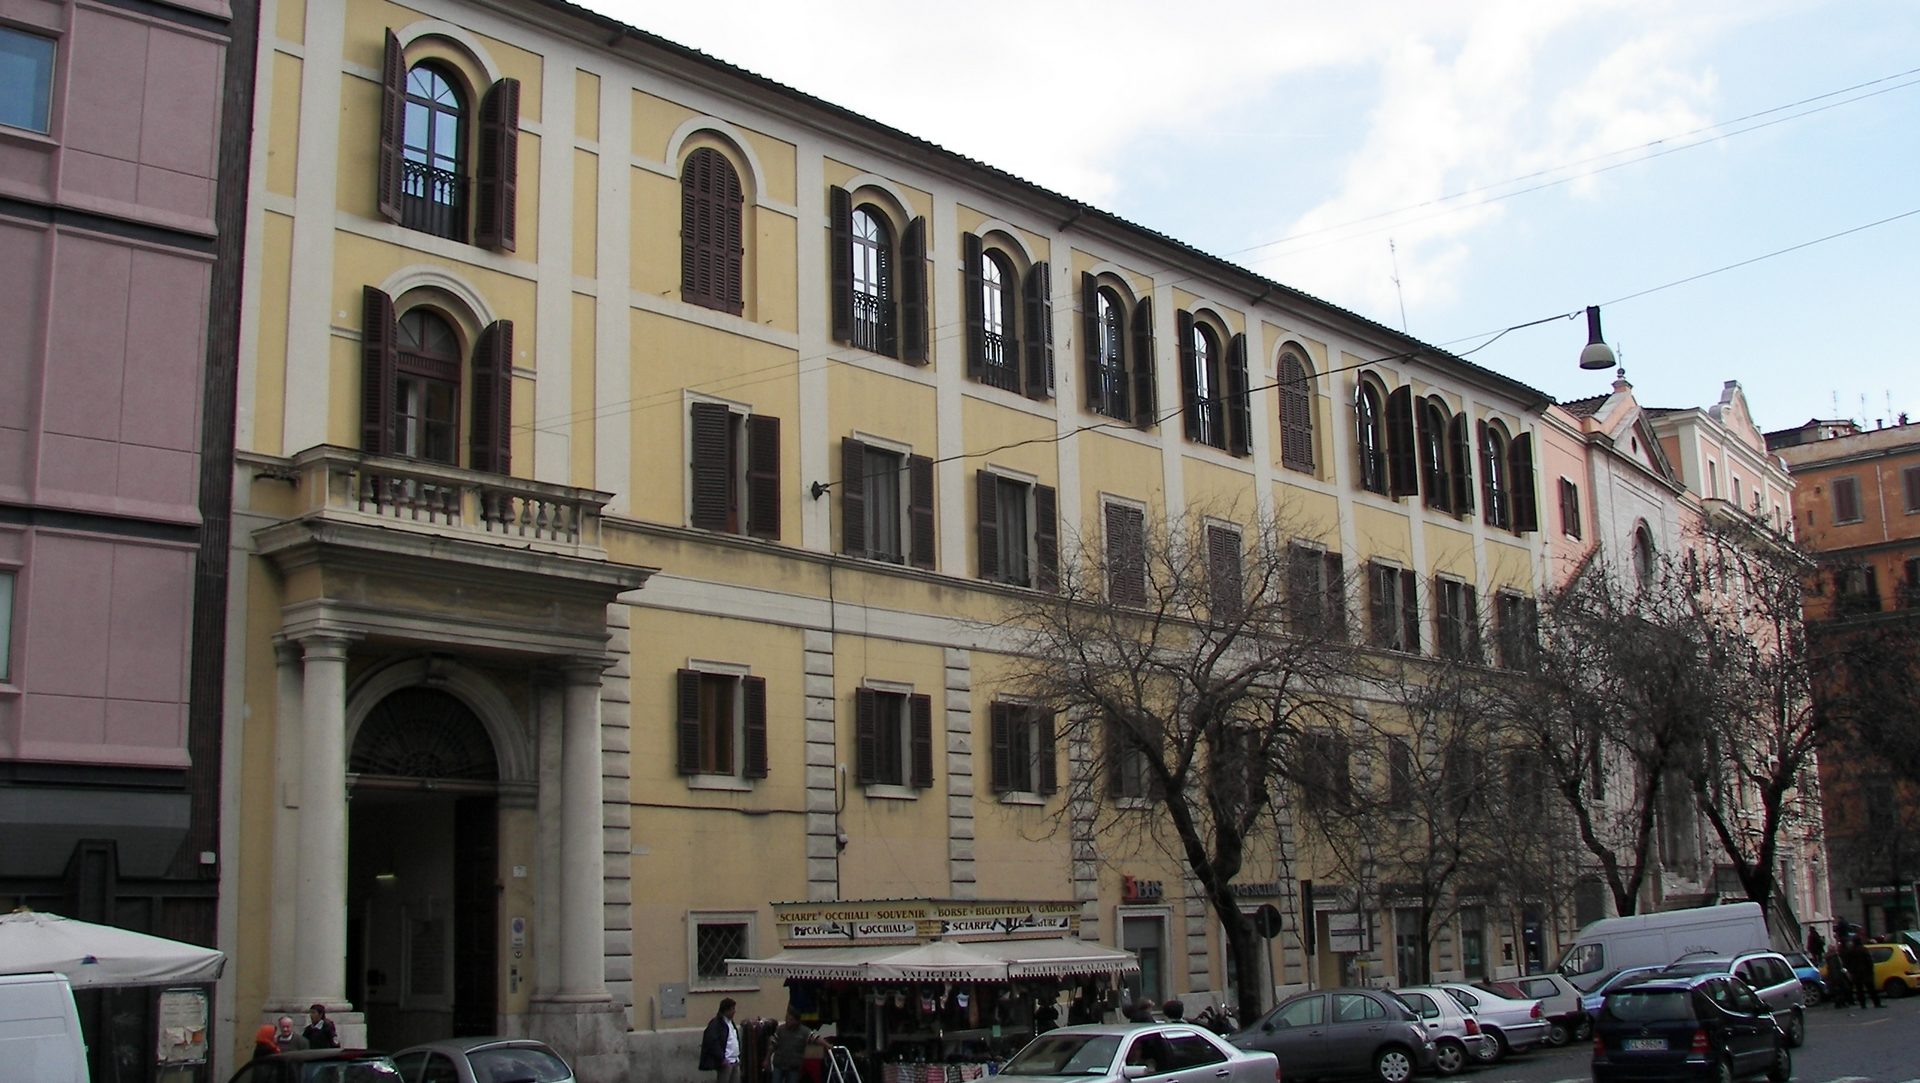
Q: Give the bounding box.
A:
[589,0,1917,434]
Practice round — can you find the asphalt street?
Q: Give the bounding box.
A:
[1456,993,1920,1083]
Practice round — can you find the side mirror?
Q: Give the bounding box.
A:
[1122,1066,1149,1079]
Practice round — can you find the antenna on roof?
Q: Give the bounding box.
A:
[1389,239,1407,333]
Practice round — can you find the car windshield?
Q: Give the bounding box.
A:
[1376,990,1417,1019]
[300,1062,405,1083]
[1660,961,1720,977]
[470,1046,573,1083]
[1605,989,1695,1023]
[1002,1034,1121,1076]
[1558,942,1605,978]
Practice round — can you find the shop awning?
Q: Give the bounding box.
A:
[727,938,1136,983]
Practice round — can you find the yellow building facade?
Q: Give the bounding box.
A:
[225,0,1559,1078]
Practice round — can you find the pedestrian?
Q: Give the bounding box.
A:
[1067,991,1094,1025]
[1034,997,1060,1032]
[699,997,743,1083]
[1824,946,1852,1009]
[252,1024,279,1060]
[1806,926,1825,959]
[766,1006,816,1083]
[1160,998,1185,1021]
[1841,936,1882,1009]
[274,1015,308,1052]
[303,1003,339,1049]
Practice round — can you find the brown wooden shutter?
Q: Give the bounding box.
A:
[1226,333,1251,456]
[1905,467,1920,514]
[909,693,933,788]
[908,454,934,570]
[469,319,513,474]
[1510,433,1539,533]
[743,675,768,778]
[1324,551,1348,640]
[474,78,521,250]
[680,149,745,315]
[1024,261,1054,399]
[1400,568,1421,653]
[1417,404,1443,508]
[1386,385,1418,497]
[1177,309,1199,440]
[746,414,781,540]
[1208,525,1243,618]
[1464,584,1482,663]
[1082,273,1102,409]
[841,437,868,556]
[1278,355,1314,472]
[360,286,397,454]
[1106,503,1145,607]
[1559,479,1579,539]
[377,30,405,223]
[1131,301,1157,427]
[1449,413,1474,514]
[675,669,703,775]
[976,470,1000,581]
[1037,710,1058,795]
[962,233,985,379]
[901,216,928,363]
[1035,484,1059,592]
[855,687,878,784]
[989,702,1012,793]
[1105,715,1126,797]
[829,186,852,343]
[689,402,733,531]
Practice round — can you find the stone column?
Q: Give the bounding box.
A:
[293,634,351,1010]
[268,640,303,1008]
[558,660,610,1000]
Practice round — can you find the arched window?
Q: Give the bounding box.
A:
[1480,422,1511,528]
[1277,351,1315,473]
[1356,382,1386,494]
[681,147,745,315]
[1420,399,1452,512]
[1083,276,1154,425]
[1632,524,1657,591]
[1191,322,1217,443]
[1177,311,1247,453]
[377,31,519,250]
[394,309,462,464]
[849,207,891,353]
[980,251,1012,381]
[400,63,467,240]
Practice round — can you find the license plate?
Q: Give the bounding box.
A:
[1622,1039,1666,1052]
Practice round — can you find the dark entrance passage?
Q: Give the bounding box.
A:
[347,686,501,1049]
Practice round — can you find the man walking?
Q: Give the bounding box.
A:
[1841,936,1883,1009]
[274,1016,308,1052]
[700,998,743,1083]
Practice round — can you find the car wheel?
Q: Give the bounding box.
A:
[1885,979,1905,998]
[1544,1019,1568,1046]
[1784,1008,1805,1048]
[1767,1044,1792,1083]
[1474,1028,1505,1063]
[1431,1039,1466,1076]
[1573,1016,1592,1043]
[1804,985,1822,1007]
[1373,1046,1415,1083]
[1714,1054,1735,1083]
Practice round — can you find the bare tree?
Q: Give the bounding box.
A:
[1003,505,1360,1021]
[1473,554,1718,917]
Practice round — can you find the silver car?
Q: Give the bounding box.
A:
[1395,987,1496,1075]
[1001,1024,1280,1083]
[391,1037,575,1083]
[1431,983,1547,1062]
[1659,950,1807,1048]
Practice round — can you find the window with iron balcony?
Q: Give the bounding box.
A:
[965,235,1053,400]
[376,31,518,250]
[1082,277,1158,427]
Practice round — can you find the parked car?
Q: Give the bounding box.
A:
[1497,972,1587,1044]
[226,1049,404,1083]
[1429,983,1546,1062]
[1230,987,1435,1083]
[1580,966,1668,1021]
[393,1037,575,1082]
[1394,987,1495,1075]
[1002,1023,1281,1083]
[1590,974,1790,1083]
[1783,951,1829,1004]
[1866,941,1920,997]
[1658,950,1806,1047]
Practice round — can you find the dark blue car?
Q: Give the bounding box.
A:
[1591,974,1790,1083]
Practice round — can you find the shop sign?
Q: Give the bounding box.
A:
[1122,876,1164,902]
[1229,882,1283,897]
[786,919,925,943]
[941,914,1072,937]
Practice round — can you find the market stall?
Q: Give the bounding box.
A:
[728,900,1138,1083]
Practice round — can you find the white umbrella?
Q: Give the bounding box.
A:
[0,909,224,988]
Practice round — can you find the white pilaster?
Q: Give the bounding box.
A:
[268,641,303,1007]
[293,634,350,1007]
[557,661,610,1000]
[281,5,346,452]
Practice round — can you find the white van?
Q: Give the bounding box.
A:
[1556,902,1769,993]
[0,972,89,1083]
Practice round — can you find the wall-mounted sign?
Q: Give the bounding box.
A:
[1121,876,1164,902]
[775,899,1082,946]
[155,986,209,1066]
[1327,912,1367,953]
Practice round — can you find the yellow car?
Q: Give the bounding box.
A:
[1868,942,1920,996]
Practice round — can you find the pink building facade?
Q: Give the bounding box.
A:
[1,0,254,1076]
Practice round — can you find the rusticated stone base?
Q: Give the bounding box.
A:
[525,997,630,1083]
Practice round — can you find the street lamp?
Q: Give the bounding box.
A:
[1579,306,1617,370]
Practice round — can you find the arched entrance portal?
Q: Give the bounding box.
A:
[347,686,501,1048]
